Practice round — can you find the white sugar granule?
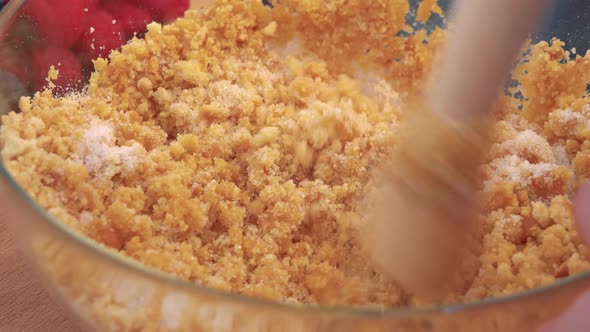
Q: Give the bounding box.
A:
[552,144,570,166]
[492,130,556,163]
[531,163,558,178]
[79,211,95,226]
[484,155,559,190]
[557,108,586,124]
[354,69,401,109]
[78,120,142,176]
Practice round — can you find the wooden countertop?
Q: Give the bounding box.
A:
[0,221,74,331]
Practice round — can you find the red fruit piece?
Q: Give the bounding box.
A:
[31,47,82,93]
[102,1,152,36]
[22,0,46,15]
[24,0,91,47]
[22,0,53,32]
[76,10,126,61]
[121,0,142,6]
[137,0,189,22]
[85,0,100,10]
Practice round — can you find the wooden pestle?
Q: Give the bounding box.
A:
[362,0,548,299]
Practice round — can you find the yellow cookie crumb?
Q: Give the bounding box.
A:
[1,0,590,315]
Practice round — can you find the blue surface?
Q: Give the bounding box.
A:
[417,0,590,52]
[539,0,590,51]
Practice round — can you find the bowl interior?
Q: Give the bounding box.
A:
[0,0,590,322]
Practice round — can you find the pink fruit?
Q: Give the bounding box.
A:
[32,46,83,93]
[75,10,126,61]
[137,0,189,22]
[103,1,152,36]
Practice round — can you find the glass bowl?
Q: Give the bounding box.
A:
[1,0,590,331]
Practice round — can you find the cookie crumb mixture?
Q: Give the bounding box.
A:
[2,0,590,308]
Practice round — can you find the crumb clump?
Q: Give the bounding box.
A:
[2,0,590,311]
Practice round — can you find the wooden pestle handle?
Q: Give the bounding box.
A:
[428,0,548,124]
[363,0,549,299]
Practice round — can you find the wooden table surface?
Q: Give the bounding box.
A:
[0,221,74,331]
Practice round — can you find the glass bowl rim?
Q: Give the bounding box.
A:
[2,0,590,320]
[2,160,590,318]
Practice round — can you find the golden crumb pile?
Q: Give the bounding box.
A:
[2,0,590,309]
